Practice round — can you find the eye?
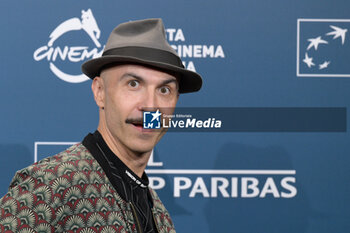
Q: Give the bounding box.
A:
[159,86,170,95]
[128,80,139,88]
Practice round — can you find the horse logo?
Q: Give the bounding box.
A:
[33,9,104,83]
[48,9,101,48]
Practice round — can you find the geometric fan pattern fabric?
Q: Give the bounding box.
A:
[0,143,176,233]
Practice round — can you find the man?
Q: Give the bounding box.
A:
[0,18,202,232]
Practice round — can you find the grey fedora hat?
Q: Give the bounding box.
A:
[82,18,202,93]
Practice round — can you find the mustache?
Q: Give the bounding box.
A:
[125,117,165,128]
[125,118,143,124]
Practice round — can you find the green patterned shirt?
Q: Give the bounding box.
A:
[0,143,176,233]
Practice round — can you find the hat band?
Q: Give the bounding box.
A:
[102,46,184,68]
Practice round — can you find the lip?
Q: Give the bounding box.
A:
[130,123,156,133]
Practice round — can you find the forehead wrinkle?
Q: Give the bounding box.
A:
[100,69,138,87]
[121,71,177,86]
[120,72,145,82]
[160,79,177,86]
[101,66,179,90]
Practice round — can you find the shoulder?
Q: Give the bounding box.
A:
[0,143,122,231]
[3,143,107,205]
[8,143,102,190]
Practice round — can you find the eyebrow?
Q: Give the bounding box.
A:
[120,72,178,87]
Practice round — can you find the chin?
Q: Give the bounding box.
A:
[131,133,164,152]
[128,142,155,154]
[131,147,154,155]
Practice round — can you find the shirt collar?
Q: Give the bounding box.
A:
[92,130,149,189]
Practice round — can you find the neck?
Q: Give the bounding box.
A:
[97,122,151,178]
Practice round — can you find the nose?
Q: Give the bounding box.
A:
[139,88,158,112]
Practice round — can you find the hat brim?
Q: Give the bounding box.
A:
[82,55,202,93]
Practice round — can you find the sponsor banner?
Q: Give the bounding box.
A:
[148,172,297,199]
[33,9,225,84]
[146,152,296,200]
[34,144,297,199]
[34,142,77,162]
[33,9,104,83]
[167,28,225,71]
[297,19,350,77]
[143,107,346,132]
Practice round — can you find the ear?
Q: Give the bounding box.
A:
[91,77,105,109]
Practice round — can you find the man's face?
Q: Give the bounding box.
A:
[92,64,179,154]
